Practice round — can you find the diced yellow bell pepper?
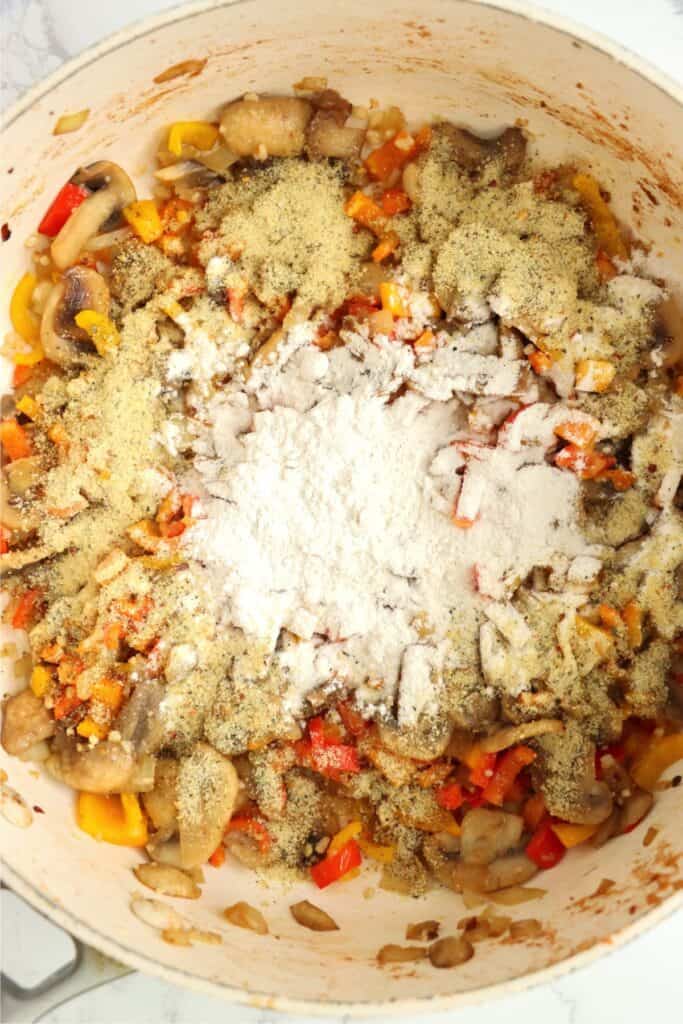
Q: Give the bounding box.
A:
[76,717,109,741]
[551,822,598,848]
[123,200,163,244]
[167,121,219,157]
[328,819,363,855]
[76,791,148,847]
[358,838,395,864]
[572,173,629,260]
[575,358,616,394]
[632,734,683,792]
[10,272,40,346]
[90,677,124,712]
[30,664,52,698]
[15,395,40,421]
[379,282,407,318]
[622,601,643,650]
[74,310,120,356]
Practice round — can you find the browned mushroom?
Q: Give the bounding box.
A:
[438,122,527,175]
[40,266,110,366]
[460,808,524,865]
[219,96,312,158]
[1,689,55,756]
[534,725,614,825]
[305,89,366,161]
[45,732,144,793]
[51,162,136,269]
[176,743,239,868]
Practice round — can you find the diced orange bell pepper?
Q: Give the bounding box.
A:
[575,615,614,659]
[10,588,42,630]
[598,468,635,491]
[632,734,683,791]
[372,231,400,263]
[91,677,125,711]
[357,837,395,863]
[554,420,597,449]
[15,395,40,421]
[123,200,163,243]
[464,747,497,788]
[0,419,32,461]
[554,444,616,479]
[365,126,431,181]
[76,792,148,847]
[76,717,109,741]
[379,282,407,317]
[575,358,616,393]
[551,821,598,848]
[528,348,552,375]
[13,365,33,388]
[208,844,226,867]
[344,191,386,233]
[598,604,622,631]
[523,792,547,831]
[572,173,629,260]
[595,248,617,281]
[622,601,643,649]
[381,187,412,216]
[414,330,435,351]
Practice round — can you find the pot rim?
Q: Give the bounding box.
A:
[2,0,682,1013]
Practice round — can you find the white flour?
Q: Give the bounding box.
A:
[182,318,598,723]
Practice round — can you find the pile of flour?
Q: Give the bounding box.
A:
[179,315,598,724]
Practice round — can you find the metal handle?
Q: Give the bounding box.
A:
[1,886,131,1024]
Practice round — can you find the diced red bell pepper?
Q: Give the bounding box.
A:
[38,182,89,237]
[467,750,498,789]
[10,588,42,630]
[208,844,226,867]
[53,686,83,721]
[435,781,464,811]
[344,295,381,320]
[337,701,369,737]
[0,527,9,555]
[525,820,566,869]
[226,816,271,854]
[482,745,537,806]
[311,838,362,889]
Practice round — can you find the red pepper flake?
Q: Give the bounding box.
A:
[33,805,45,814]
[1,223,11,242]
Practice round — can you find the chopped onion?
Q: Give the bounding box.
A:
[377,944,426,965]
[488,885,547,906]
[224,901,268,935]
[509,918,542,940]
[53,109,90,135]
[153,59,207,84]
[289,900,338,932]
[85,227,132,251]
[479,719,564,754]
[154,161,205,183]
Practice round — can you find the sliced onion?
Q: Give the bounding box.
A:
[85,227,133,251]
[377,944,426,965]
[153,59,207,84]
[479,719,564,754]
[509,918,542,939]
[53,109,90,135]
[154,161,204,183]
[488,885,547,906]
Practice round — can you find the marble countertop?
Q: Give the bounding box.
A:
[2,0,683,1021]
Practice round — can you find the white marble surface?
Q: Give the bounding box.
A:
[2,0,683,1021]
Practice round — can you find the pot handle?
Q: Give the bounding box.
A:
[1,887,131,1023]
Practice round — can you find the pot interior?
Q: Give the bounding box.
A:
[1,0,682,1010]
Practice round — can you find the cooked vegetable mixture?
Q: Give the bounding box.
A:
[2,84,683,913]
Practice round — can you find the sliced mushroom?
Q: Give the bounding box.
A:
[451,853,538,893]
[45,733,140,792]
[1,468,40,533]
[114,678,165,755]
[534,724,614,826]
[305,89,365,161]
[176,743,239,868]
[439,122,527,175]
[1,688,55,756]
[460,808,524,865]
[41,267,111,366]
[142,757,179,832]
[51,162,136,269]
[5,456,42,497]
[219,96,312,157]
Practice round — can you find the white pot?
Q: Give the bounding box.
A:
[1,0,682,1014]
